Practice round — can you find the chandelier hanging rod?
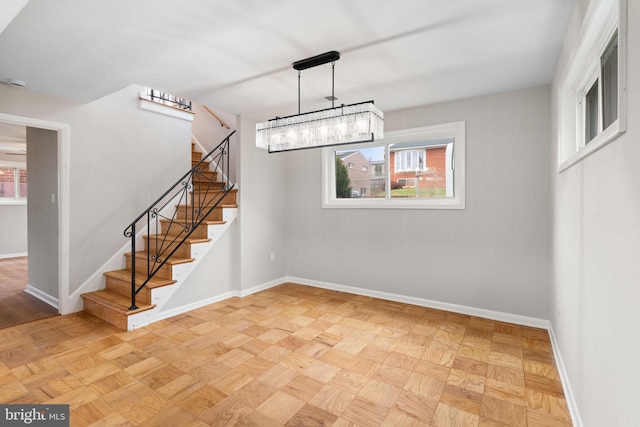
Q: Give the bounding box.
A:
[294,51,340,114]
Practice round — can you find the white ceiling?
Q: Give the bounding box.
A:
[0,0,574,121]
[0,122,26,162]
[0,0,28,34]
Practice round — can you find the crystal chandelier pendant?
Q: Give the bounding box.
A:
[256,51,384,153]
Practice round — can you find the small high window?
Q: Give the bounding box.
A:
[557,0,626,172]
[601,31,618,129]
[580,30,618,147]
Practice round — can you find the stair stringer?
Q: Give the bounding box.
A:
[125,206,237,330]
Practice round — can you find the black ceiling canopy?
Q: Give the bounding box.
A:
[292,51,340,71]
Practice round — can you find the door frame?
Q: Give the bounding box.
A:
[0,113,70,314]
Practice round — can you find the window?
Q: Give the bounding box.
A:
[580,30,618,147]
[584,79,599,144]
[139,88,194,122]
[0,165,27,204]
[397,178,416,188]
[323,121,465,209]
[394,149,426,172]
[557,0,626,171]
[141,87,192,111]
[601,31,618,129]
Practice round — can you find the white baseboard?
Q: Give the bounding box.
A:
[155,291,237,322]
[239,278,285,297]
[547,325,583,427]
[0,252,28,259]
[285,276,549,329]
[153,278,285,323]
[25,285,59,310]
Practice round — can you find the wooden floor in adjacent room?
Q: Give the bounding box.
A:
[0,257,58,329]
[0,283,572,426]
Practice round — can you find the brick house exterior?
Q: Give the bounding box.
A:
[389,138,453,196]
[338,150,372,197]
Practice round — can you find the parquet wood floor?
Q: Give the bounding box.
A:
[0,283,572,426]
[0,257,58,329]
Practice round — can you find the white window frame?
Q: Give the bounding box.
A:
[0,161,27,205]
[557,0,627,172]
[322,121,465,210]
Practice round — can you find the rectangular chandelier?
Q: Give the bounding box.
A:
[256,51,384,153]
[256,100,384,152]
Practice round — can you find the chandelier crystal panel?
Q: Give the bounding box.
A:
[256,101,383,152]
[256,51,384,153]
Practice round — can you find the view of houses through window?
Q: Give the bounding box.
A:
[335,138,454,199]
[324,121,465,209]
[0,166,27,201]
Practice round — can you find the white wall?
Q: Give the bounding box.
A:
[284,86,552,319]
[0,84,193,297]
[161,221,237,311]
[0,205,27,256]
[551,1,640,426]
[237,116,287,291]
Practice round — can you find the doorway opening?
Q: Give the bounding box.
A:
[0,114,70,328]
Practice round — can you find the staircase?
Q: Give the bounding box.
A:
[81,135,237,330]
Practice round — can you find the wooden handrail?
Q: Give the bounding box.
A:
[203,105,230,129]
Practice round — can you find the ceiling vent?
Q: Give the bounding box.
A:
[5,79,27,88]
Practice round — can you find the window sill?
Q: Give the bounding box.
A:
[557,120,625,173]
[0,199,27,206]
[322,197,465,210]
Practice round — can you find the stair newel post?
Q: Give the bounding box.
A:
[147,211,151,280]
[189,172,196,230]
[224,136,231,190]
[129,222,138,310]
[188,181,193,230]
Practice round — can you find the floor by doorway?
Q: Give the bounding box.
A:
[0,257,57,328]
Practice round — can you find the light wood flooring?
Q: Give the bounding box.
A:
[0,257,58,329]
[0,283,572,426]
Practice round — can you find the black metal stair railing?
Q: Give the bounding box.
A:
[124,130,236,310]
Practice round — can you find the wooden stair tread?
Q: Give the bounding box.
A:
[81,290,155,315]
[143,235,212,244]
[124,251,195,265]
[158,219,226,226]
[191,188,237,194]
[104,269,176,288]
[172,205,224,214]
[192,177,223,183]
